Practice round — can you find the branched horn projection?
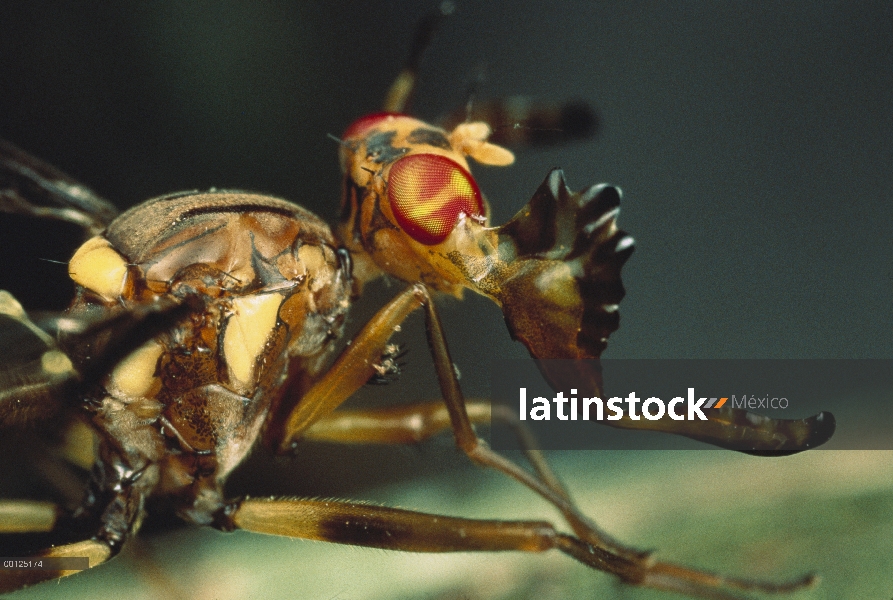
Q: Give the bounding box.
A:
[441,169,633,398]
[497,170,633,361]
[478,171,835,456]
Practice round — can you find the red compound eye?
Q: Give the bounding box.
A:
[387,154,484,245]
[342,112,403,140]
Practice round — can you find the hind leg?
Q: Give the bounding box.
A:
[0,499,112,592]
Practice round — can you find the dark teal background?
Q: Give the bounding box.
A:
[0,1,889,360]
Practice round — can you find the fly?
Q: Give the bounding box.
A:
[0,7,833,599]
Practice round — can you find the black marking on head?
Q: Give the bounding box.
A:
[364,131,406,164]
[407,128,452,150]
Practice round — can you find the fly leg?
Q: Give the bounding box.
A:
[213,497,814,600]
[412,284,637,558]
[302,401,569,500]
[0,453,152,592]
[0,496,114,593]
[406,285,817,596]
[213,497,634,575]
[270,281,622,553]
[273,283,816,597]
[0,530,111,593]
[275,285,566,508]
[0,499,61,534]
[274,285,426,447]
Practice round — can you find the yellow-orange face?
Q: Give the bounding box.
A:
[338,113,514,293]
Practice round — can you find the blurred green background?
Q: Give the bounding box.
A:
[0,1,891,599]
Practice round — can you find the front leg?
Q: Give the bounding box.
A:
[274,285,427,448]
[302,400,570,512]
[271,283,606,552]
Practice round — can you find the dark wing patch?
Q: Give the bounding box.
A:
[363,131,406,164]
[438,98,599,148]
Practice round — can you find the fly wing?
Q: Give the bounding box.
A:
[0,291,77,426]
[438,98,598,149]
[0,289,192,427]
[0,139,118,237]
